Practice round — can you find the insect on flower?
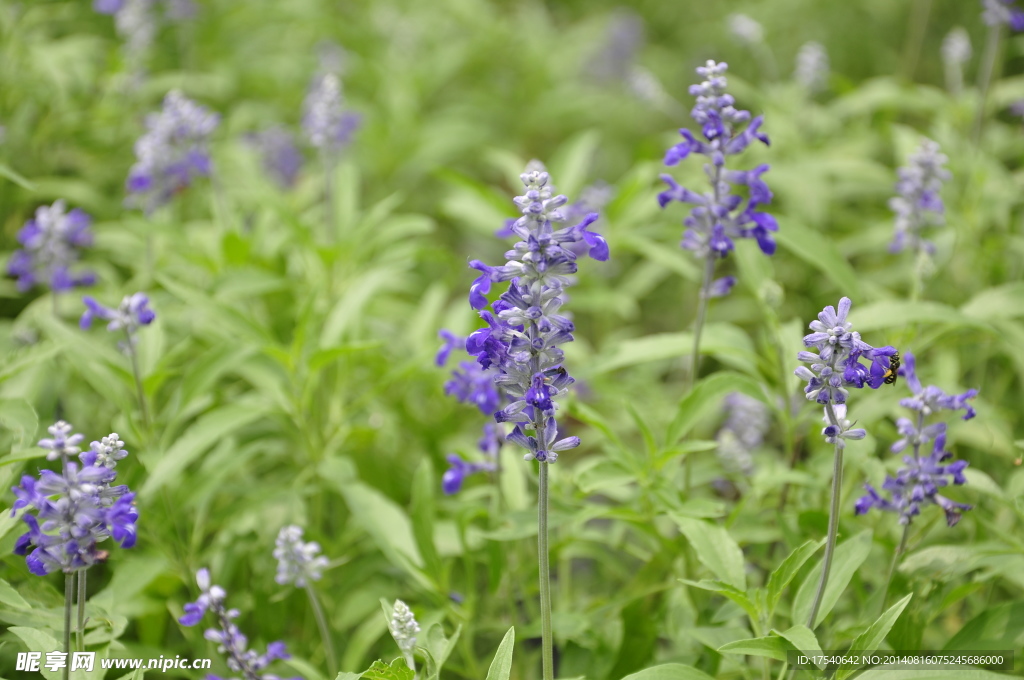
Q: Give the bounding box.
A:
[884,350,901,385]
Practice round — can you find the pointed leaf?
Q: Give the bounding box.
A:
[620,664,716,680]
[836,594,913,680]
[792,530,872,628]
[485,627,515,680]
[672,516,746,590]
[766,539,825,613]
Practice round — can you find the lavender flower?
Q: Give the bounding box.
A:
[821,404,866,450]
[302,73,361,154]
[273,526,329,588]
[12,423,137,575]
[465,165,607,463]
[981,0,1024,30]
[127,90,219,214]
[80,293,156,338]
[889,139,950,256]
[715,393,768,475]
[437,331,502,415]
[794,297,898,407]
[37,421,85,461]
[856,431,972,527]
[658,61,777,295]
[245,126,304,189]
[388,600,420,671]
[794,42,829,92]
[442,425,501,495]
[7,201,95,293]
[179,569,296,680]
[855,352,977,527]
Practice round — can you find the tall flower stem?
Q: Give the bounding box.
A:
[77,571,87,651]
[538,461,553,680]
[63,572,73,680]
[880,524,911,614]
[806,402,844,629]
[305,583,337,678]
[322,151,336,242]
[973,24,1004,144]
[123,330,150,430]
[901,0,933,81]
[688,254,717,391]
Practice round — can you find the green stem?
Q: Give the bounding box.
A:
[77,570,87,652]
[124,329,150,429]
[806,402,844,629]
[305,583,337,678]
[684,254,716,495]
[901,0,932,81]
[973,24,1003,145]
[64,572,73,680]
[880,524,911,614]
[323,151,336,242]
[538,461,553,680]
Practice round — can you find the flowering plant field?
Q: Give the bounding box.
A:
[1,1,1023,679]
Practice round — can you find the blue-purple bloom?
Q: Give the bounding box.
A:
[127,90,219,214]
[658,61,776,295]
[855,429,972,527]
[821,404,866,450]
[437,331,501,415]
[80,293,156,341]
[11,423,137,575]
[464,165,607,463]
[855,352,977,527]
[794,297,898,406]
[179,568,298,680]
[981,0,1024,30]
[7,201,95,293]
[302,73,361,154]
[441,425,501,495]
[794,42,829,92]
[245,126,304,189]
[889,139,950,255]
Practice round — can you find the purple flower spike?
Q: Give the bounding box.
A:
[245,126,304,189]
[179,568,294,678]
[126,90,219,214]
[898,352,979,420]
[658,61,776,294]
[80,293,156,344]
[7,201,95,294]
[303,71,360,154]
[12,422,137,574]
[982,0,1024,30]
[889,139,950,256]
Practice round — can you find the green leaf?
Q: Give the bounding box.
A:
[0,163,36,190]
[336,674,363,680]
[141,399,269,494]
[835,594,913,680]
[672,517,746,590]
[666,372,766,444]
[593,324,759,377]
[619,663,716,680]
[961,282,1024,321]
[766,539,826,613]
[484,627,515,680]
[858,671,1012,680]
[420,623,461,680]
[792,530,872,628]
[772,625,823,669]
[718,635,789,662]
[327,468,425,580]
[848,300,985,333]
[0,578,30,609]
[9,627,89,680]
[0,399,38,449]
[943,601,1024,651]
[775,220,861,299]
[679,579,759,625]
[361,659,415,680]
[550,129,600,199]
[410,460,442,584]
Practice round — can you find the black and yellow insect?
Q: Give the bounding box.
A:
[883,350,901,385]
